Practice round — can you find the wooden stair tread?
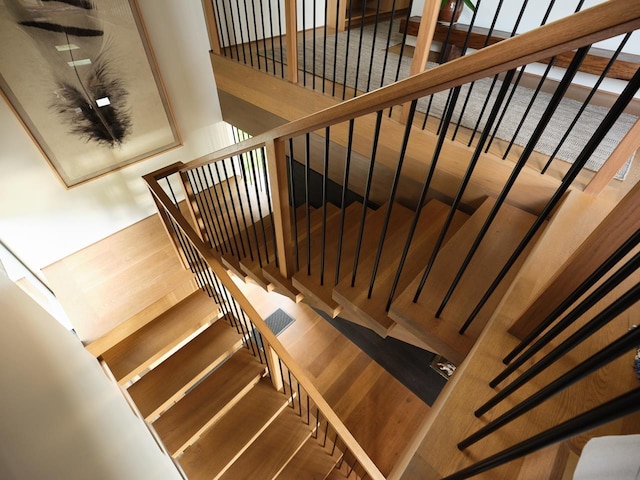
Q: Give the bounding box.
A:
[218,406,312,479]
[179,378,289,480]
[127,314,244,420]
[238,215,278,289]
[261,203,341,302]
[292,202,366,317]
[334,200,468,337]
[388,197,539,364]
[275,436,340,480]
[153,347,265,457]
[101,289,219,384]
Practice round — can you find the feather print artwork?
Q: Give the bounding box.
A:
[6,0,132,147]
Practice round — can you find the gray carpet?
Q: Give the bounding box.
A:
[263,19,636,179]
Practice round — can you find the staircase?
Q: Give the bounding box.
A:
[222,195,541,366]
[99,289,359,480]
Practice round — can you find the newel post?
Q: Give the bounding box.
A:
[201,0,222,55]
[400,0,440,123]
[263,339,285,391]
[265,138,296,278]
[285,0,299,83]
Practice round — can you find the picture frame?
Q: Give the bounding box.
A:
[0,0,181,188]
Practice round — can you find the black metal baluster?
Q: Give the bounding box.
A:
[322,0,328,92]
[260,146,279,267]
[305,133,311,275]
[463,67,640,332]
[259,0,270,73]
[231,158,255,261]
[187,170,220,250]
[233,0,247,64]
[302,0,307,86]
[312,0,316,89]
[215,0,234,59]
[501,59,556,159]
[250,0,261,70]
[240,151,264,268]
[207,164,240,257]
[331,0,341,96]
[341,0,355,100]
[214,162,246,258]
[365,0,382,93]
[276,0,284,77]
[335,119,354,286]
[248,150,270,266]
[378,0,397,90]
[444,387,640,480]
[439,48,590,325]
[492,249,640,388]
[387,0,414,116]
[288,369,294,407]
[476,282,640,417]
[368,100,418,297]
[462,324,640,450]
[387,87,462,310]
[423,0,481,131]
[278,358,287,395]
[351,110,382,286]
[297,381,302,416]
[414,70,516,303]
[193,168,229,254]
[241,0,254,66]
[267,0,277,74]
[504,229,640,365]
[288,138,299,271]
[485,0,556,151]
[352,0,369,98]
[451,0,505,140]
[321,127,330,285]
[466,0,528,146]
[541,32,631,173]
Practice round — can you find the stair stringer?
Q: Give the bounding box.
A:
[387,189,620,480]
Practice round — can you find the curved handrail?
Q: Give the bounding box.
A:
[181,0,640,172]
[143,166,387,480]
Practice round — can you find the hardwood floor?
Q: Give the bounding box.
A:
[237,277,431,476]
[45,211,430,476]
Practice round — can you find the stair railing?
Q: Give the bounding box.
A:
[182,0,640,342]
[143,164,386,480]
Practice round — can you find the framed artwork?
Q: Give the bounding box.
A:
[0,0,181,188]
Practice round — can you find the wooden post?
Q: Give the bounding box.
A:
[285,0,299,83]
[509,180,640,339]
[584,117,640,196]
[265,139,296,278]
[201,0,222,55]
[263,340,284,391]
[326,0,346,34]
[400,0,440,124]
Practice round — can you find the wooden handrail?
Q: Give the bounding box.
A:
[143,170,386,480]
[182,0,640,172]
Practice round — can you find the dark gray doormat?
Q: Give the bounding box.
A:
[253,308,295,349]
[314,309,446,406]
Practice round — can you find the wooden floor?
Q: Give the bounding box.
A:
[44,211,430,476]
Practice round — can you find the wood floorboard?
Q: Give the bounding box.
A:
[235,278,431,476]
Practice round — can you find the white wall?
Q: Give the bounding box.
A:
[0,0,230,275]
[0,267,183,480]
